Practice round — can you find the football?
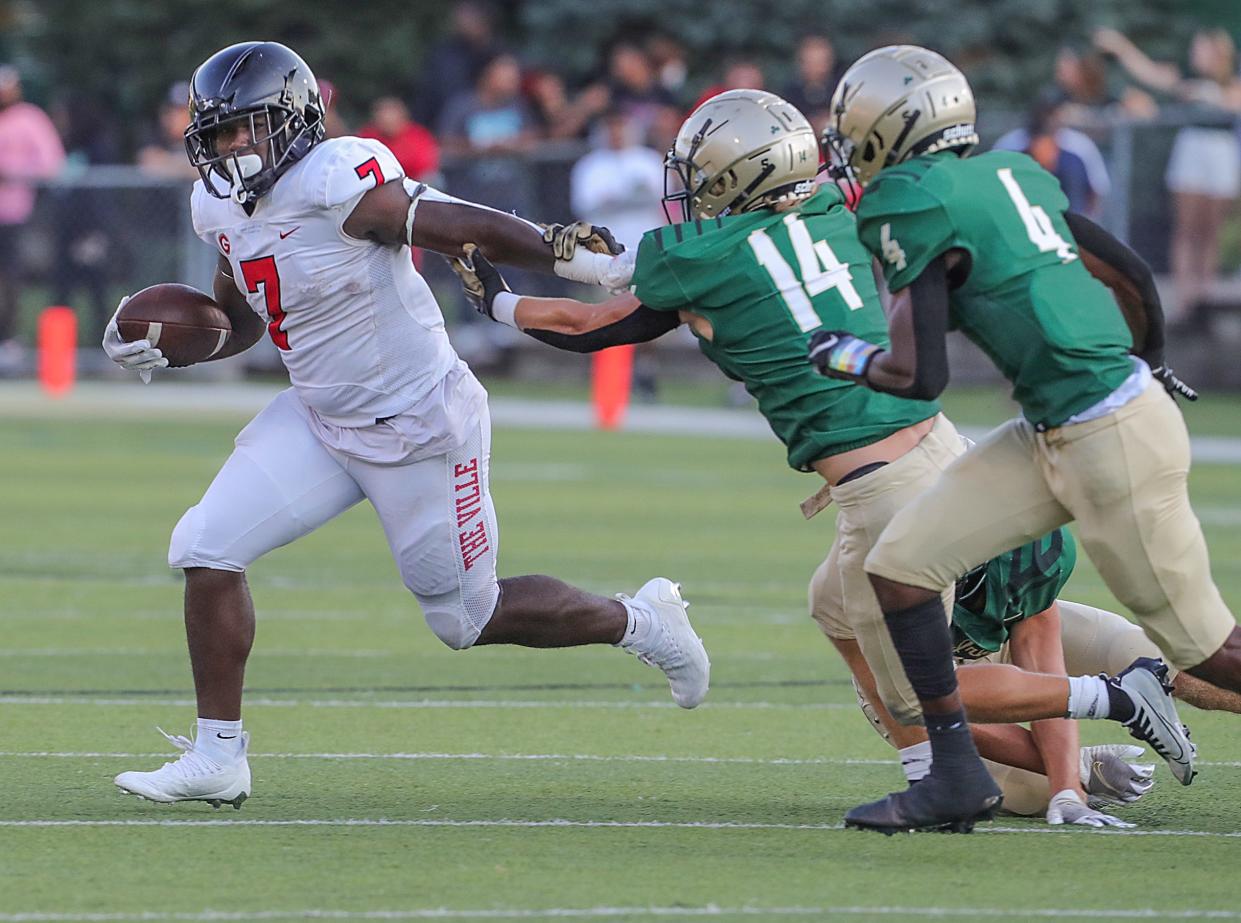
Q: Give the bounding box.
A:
[117,283,232,368]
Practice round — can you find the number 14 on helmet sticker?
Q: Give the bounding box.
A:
[748,214,864,333]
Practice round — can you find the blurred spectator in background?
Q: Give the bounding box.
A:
[0,64,65,369]
[570,107,664,252]
[438,52,539,350]
[360,96,439,182]
[1053,44,1158,124]
[413,0,503,130]
[439,53,538,157]
[1096,26,1241,323]
[607,41,676,143]
[525,70,609,140]
[692,58,766,111]
[570,106,667,401]
[137,82,197,181]
[318,79,350,138]
[782,34,841,130]
[646,33,690,103]
[993,89,1110,219]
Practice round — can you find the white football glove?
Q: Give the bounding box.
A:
[1047,789,1135,828]
[102,296,167,384]
[600,248,636,295]
[1080,743,1156,808]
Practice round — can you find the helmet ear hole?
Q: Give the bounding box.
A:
[862,141,876,162]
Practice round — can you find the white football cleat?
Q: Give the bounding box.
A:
[1109,658,1196,786]
[114,728,251,809]
[618,578,710,708]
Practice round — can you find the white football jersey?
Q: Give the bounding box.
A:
[191,137,457,427]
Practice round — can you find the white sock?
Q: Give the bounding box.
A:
[1066,675,1111,720]
[616,597,655,650]
[195,717,244,763]
[899,740,933,783]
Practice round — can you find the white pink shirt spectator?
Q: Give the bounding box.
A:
[0,98,66,225]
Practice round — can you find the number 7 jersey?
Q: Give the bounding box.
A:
[190,136,457,427]
[631,185,938,472]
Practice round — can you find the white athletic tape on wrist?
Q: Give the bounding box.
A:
[490,291,520,329]
[553,249,615,285]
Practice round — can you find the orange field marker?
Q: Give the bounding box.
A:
[591,344,634,430]
[38,306,77,397]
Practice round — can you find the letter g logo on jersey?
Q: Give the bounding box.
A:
[218,233,231,255]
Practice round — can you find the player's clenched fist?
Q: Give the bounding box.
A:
[540,221,625,260]
[448,244,512,321]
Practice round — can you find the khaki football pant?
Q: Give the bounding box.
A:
[809,413,965,725]
[865,381,1236,669]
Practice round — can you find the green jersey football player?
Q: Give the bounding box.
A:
[448,89,1199,830]
[815,44,1238,831]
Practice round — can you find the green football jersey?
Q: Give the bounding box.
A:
[631,186,938,471]
[951,528,1077,661]
[856,150,1135,429]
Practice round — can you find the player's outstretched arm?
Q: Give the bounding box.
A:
[808,254,953,400]
[449,244,679,352]
[341,178,630,288]
[205,255,266,362]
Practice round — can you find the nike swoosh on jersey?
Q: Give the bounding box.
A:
[279,226,301,239]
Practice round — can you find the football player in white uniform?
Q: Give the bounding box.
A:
[101,42,708,808]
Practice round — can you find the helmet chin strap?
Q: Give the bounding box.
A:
[226,153,264,204]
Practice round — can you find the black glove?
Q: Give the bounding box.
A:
[540,221,625,260]
[1151,365,1198,402]
[808,330,885,384]
[447,244,511,320]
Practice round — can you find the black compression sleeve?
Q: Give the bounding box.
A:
[890,256,951,401]
[1065,211,1165,367]
[523,304,680,354]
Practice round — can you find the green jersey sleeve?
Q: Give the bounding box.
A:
[855,175,956,292]
[632,230,691,311]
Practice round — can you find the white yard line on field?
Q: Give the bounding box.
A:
[0,750,894,767]
[4,817,1241,842]
[4,749,1241,771]
[0,696,851,710]
[4,905,1241,921]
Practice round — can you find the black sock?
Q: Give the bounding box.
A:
[884,597,982,776]
[1106,680,1136,724]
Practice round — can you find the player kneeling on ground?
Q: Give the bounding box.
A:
[101,41,707,809]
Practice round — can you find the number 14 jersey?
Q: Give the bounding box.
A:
[191,136,457,427]
[631,185,938,472]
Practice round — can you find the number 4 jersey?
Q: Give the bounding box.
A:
[855,150,1134,429]
[191,136,458,427]
[631,185,938,471]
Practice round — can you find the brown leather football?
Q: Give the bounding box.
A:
[117,283,232,368]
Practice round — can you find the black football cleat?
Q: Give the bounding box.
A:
[845,767,1003,835]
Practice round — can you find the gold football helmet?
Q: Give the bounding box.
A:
[663,89,820,222]
[824,45,978,187]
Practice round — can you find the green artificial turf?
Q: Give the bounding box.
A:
[2,396,1240,922]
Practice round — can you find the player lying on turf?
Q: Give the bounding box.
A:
[444,89,1197,821]
[811,44,1241,833]
[99,41,707,809]
[829,525,1241,824]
